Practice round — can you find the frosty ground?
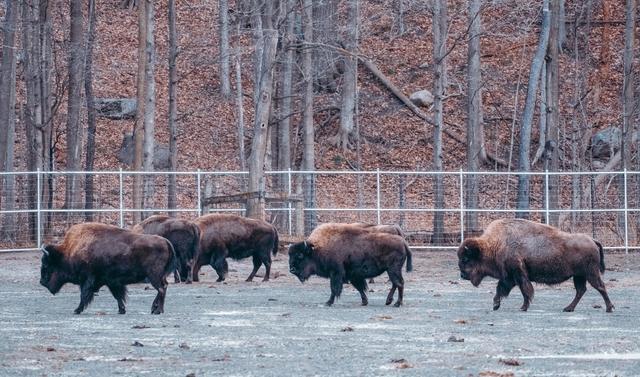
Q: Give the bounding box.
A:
[1,250,639,376]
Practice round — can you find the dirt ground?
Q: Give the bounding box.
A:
[1,250,640,376]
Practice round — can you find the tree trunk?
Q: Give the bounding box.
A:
[142,0,157,218]
[235,28,246,171]
[545,0,560,226]
[84,0,98,221]
[133,0,147,224]
[168,0,178,215]
[465,0,485,233]
[622,0,636,239]
[312,0,338,92]
[393,0,405,36]
[251,0,264,107]
[333,0,358,151]
[432,0,447,244]
[219,0,231,98]
[0,0,18,240]
[302,0,316,234]
[246,29,279,219]
[516,0,550,219]
[65,0,85,211]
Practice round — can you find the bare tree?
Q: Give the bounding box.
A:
[544,0,560,225]
[84,0,98,221]
[168,0,178,214]
[142,0,157,217]
[302,0,316,234]
[622,0,636,236]
[0,0,19,239]
[465,0,486,233]
[235,26,246,171]
[65,0,85,211]
[133,0,148,224]
[246,3,279,219]
[432,0,447,243]
[516,0,550,219]
[332,0,358,151]
[219,0,231,98]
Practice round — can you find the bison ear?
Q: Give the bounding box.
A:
[463,243,481,260]
[303,240,314,255]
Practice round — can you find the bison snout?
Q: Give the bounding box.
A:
[289,267,296,274]
[460,272,469,280]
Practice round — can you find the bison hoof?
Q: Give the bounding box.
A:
[73,309,82,315]
[324,301,334,307]
[119,309,126,315]
[493,304,501,311]
[262,277,270,282]
[216,277,225,282]
[393,301,402,307]
[185,280,192,285]
[563,307,574,312]
[520,306,529,312]
[385,300,392,306]
[361,301,368,306]
[606,306,614,313]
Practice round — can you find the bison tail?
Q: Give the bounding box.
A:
[594,239,605,273]
[272,228,279,256]
[164,239,179,277]
[404,242,413,272]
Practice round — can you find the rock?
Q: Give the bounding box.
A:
[591,127,620,159]
[117,132,171,170]
[409,90,434,107]
[447,335,464,342]
[94,98,137,120]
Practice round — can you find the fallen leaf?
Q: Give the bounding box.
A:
[447,336,464,342]
[499,358,522,366]
[341,326,354,332]
[132,341,144,347]
[179,342,190,350]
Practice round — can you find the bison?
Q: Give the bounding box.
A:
[193,214,279,282]
[288,223,412,307]
[351,223,405,283]
[457,218,614,312]
[132,215,200,284]
[39,223,176,315]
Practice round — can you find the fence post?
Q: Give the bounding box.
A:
[376,169,381,225]
[459,169,464,245]
[287,169,292,235]
[544,169,550,224]
[197,169,202,216]
[119,168,124,227]
[624,168,629,254]
[36,169,41,248]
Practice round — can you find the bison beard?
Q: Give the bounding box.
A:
[39,223,177,315]
[288,224,412,307]
[193,214,279,283]
[457,218,614,312]
[132,215,200,284]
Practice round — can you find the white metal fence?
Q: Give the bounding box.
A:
[1,169,640,253]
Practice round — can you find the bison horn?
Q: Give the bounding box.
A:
[303,240,308,249]
[40,244,49,256]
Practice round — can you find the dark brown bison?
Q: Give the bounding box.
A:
[288,223,412,307]
[193,214,279,282]
[351,223,405,283]
[40,223,176,314]
[457,218,614,312]
[132,215,200,284]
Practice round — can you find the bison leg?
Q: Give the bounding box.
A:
[173,269,181,284]
[211,252,229,282]
[150,277,168,314]
[184,258,194,284]
[514,273,534,311]
[563,276,586,312]
[493,280,515,311]
[586,273,614,313]
[246,255,262,282]
[260,253,272,282]
[108,284,128,314]
[326,271,344,306]
[351,278,368,306]
[74,278,96,315]
[386,285,397,306]
[388,270,405,307]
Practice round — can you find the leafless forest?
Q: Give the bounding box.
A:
[0,0,639,245]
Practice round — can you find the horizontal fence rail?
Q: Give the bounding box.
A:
[1,169,640,253]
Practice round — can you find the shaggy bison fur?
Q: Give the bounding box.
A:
[133,215,200,284]
[40,223,176,314]
[193,214,279,282]
[288,223,412,307]
[351,223,405,283]
[457,218,614,312]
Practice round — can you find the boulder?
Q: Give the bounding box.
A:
[94,98,137,120]
[409,90,434,107]
[591,127,620,159]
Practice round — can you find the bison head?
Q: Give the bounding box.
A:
[457,238,485,287]
[288,241,316,283]
[40,245,66,294]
